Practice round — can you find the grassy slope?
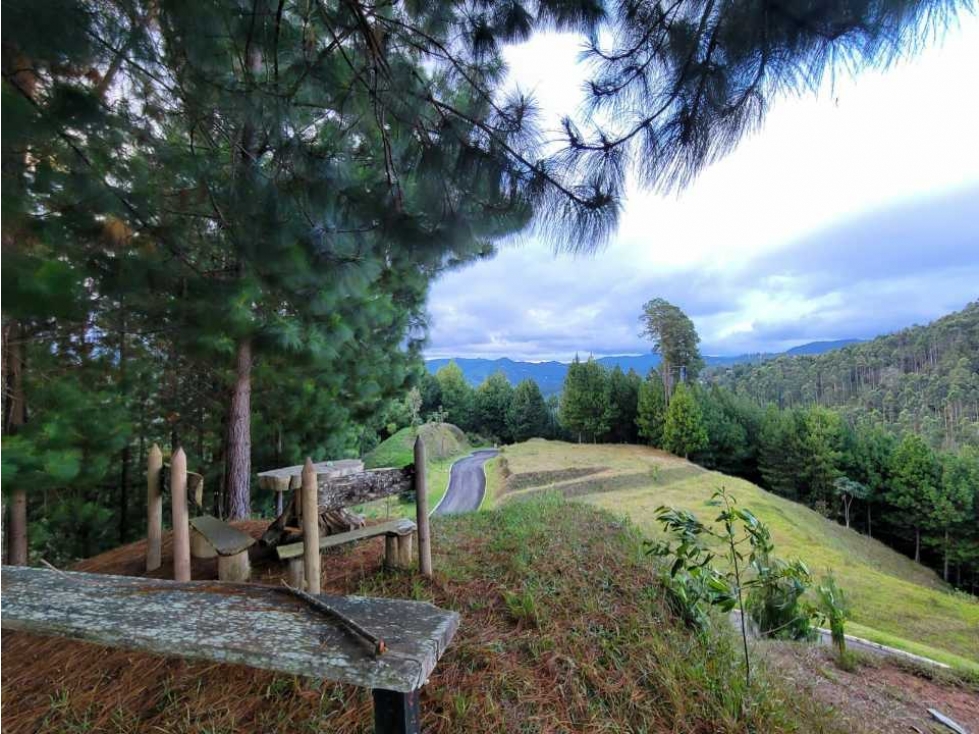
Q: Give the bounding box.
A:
[491,440,979,671]
[356,423,471,520]
[2,499,852,733]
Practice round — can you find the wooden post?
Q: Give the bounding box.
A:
[146,444,163,571]
[170,448,191,582]
[414,438,432,577]
[301,457,321,595]
[384,535,399,569]
[287,557,304,588]
[373,688,421,734]
[397,533,414,568]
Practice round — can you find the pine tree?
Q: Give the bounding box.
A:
[507,380,549,443]
[560,356,612,443]
[636,370,667,447]
[887,434,941,563]
[798,407,844,511]
[758,407,803,499]
[931,450,977,581]
[474,372,514,443]
[639,299,703,400]
[436,362,474,432]
[607,366,640,443]
[663,384,708,459]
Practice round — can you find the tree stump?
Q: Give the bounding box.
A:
[218,551,251,582]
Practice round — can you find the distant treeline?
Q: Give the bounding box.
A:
[708,302,979,451]
[420,353,979,594]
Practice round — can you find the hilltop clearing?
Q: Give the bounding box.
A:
[0,497,888,734]
[490,440,979,671]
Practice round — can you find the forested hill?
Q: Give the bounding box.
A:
[426,339,859,395]
[708,302,979,449]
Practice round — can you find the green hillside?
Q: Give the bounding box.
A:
[709,301,979,448]
[358,423,472,519]
[489,440,979,671]
[364,422,470,468]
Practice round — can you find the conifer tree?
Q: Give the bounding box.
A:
[887,434,941,563]
[930,450,977,581]
[474,371,514,443]
[607,366,640,443]
[560,356,611,443]
[507,379,549,442]
[663,383,707,459]
[636,370,667,448]
[436,362,474,432]
[639,299,703,401]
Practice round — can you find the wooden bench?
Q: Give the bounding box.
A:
[2,566,458,733]
[258,438,435,593]
[189,514,257,582]
[277,519,417,586]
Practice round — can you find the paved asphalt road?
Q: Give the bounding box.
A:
[434,449,499,515]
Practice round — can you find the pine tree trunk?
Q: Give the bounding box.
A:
[943,529,949,582]
[8,490,28,565]
[117,313,129,544]
[867,505,872,539]
[226,337,252,519]
[118,444,130,544]
[914,526,921,563]
[4,319,29,564]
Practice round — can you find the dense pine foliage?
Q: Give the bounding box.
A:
[3,0,970,570]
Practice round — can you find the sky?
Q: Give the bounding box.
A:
[425,13,979,361]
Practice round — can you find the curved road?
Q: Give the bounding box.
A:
[433,449,499,515]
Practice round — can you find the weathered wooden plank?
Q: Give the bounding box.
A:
[1,566,459,694]
[257,460,364,491]
[189,515,256,556]
[317,467,415,510]
[277,519,417,560]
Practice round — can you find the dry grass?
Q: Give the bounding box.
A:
[2,499,853,733]
[493,440,979,670]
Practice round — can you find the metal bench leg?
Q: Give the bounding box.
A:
[372,688,420,734]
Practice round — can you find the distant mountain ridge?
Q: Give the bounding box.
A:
[425,339,861,394]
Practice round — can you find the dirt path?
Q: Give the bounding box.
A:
[433,449,498,514]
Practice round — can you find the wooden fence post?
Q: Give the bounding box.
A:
[146,444,164,571]
[301,457,321,594]
[170,448,191,582]
[414,438,433,577]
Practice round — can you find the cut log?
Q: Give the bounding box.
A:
[397,533,414,568]
[317,466,415,509]
[261,497,367,548]
[190,529,218,559]
[218,550,251,582]
[385,535,399,569]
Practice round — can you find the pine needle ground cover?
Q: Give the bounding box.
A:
[2,498,852,733]
[491,440,979,671]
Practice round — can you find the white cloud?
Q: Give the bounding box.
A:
[427,15,979,361]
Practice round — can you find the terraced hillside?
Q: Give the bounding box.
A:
[488,440,979,671]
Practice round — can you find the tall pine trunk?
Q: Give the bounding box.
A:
[4,320,28,564]
[222,25,263,521]
[225,337,252,519]
[914,526,921,563]
[943,529,949,582]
